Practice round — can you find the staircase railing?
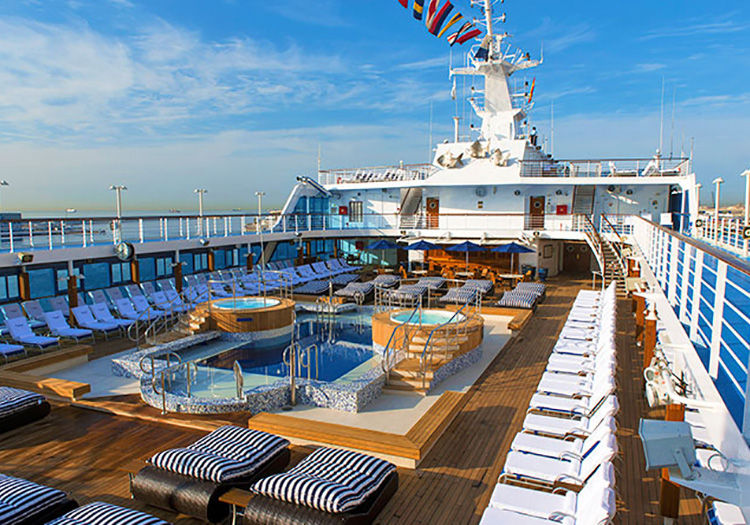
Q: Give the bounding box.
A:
[128,303,176,349]
[600,215,627,278]
[419,294,478,390]
[581,214,607,288]
[381,297,423,384]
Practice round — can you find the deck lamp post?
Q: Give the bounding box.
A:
[109,185,127,219]
[0,180,9,213]
[256,191,266,282]
[194,189,207,217]
[712,177,724,243]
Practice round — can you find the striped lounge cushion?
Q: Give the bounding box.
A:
[295,280,331,295]
[335,282,374,298]
[47,501,168,525]
[0,387,46,419]
[372,275,400,287]
[149,426,289,484]
[497,291,537,309]
[251,447,396,514]
[417,277,446,290]
[0,474,69,525]
[331,273,358,286]
[516,282,546,297]
[464,280,493,293]
[439,287,478,303]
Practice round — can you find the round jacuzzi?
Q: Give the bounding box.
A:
[213,298,281,310]
[390,309,465,326]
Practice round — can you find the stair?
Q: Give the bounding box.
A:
[572,186,596,214]
[176,310,210,335]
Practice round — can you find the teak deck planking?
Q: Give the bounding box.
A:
[0,277,707,524]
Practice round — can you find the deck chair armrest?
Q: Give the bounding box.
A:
[558,451,582,462]
[555,473,583,486]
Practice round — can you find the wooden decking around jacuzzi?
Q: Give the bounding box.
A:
[0,277,705,524]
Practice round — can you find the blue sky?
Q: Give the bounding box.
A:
[0,0,748,212]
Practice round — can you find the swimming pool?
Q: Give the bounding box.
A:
[213,297,281,309]
[390,309,465,325]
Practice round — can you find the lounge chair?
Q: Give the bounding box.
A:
[464,279,493,294]
[22,299,47,324]
[115,298,153,322]
[511,416,617,459]
[151,291,189,313]
[416,276,446,290]
[500,434,618,488]
[2,303,46,330]
[47,296,71,317]
[105,286,127,303]
[90,302,135,329]
[522,396,619,439]
[529,379,616,418]
[295,280,332,295]
[132,295,166,317]
[0,474,77,524]
[47,501,169,525]
[125,283,145,298]
[6,317,60,349]
[331,273,359,286]
[371,274,400,288]
[209,281,234,298]
[132,425,290,523]
[497,290,538,309]
[246,447,398,525]
[70,305,121,339]
[312,261,338,278]
[335,281,375,299]
[0,342,26,363]
[164,289,192,311]
[43,310,95,342]
[484,463,615,525]
[0,387,51,434]
[157,278,176,291]
[439,286,479,305]
[88,289,110,305]
[141,281,158,295]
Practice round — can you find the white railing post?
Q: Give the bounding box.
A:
[60,220,65,245]
[82,220,87,248]
[186,218,191,240]
[89,220,94,245]
[48,221,53,249]
[689,250,703,343]
[164,218,169,242]
[708,261,727,379]
[139,218,145,243]
[8,222,14,253]
[28,221,34,247]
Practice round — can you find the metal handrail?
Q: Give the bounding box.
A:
[233,360,245,400]
[128,302,173,349]
[381,296,422,383]
[600,215,627,277]
[581,215,607,288]
[418,295,477,388]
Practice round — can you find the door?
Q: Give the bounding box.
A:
[529,196,545,229]
[563,242,592,274]
[426,197,439,229]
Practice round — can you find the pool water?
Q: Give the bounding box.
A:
[170,309,379,398]
[390,309,464,325]
[213,297,281,309]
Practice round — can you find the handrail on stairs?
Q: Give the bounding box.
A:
[600,215,628,276]
[381,296,422,384]
[580,214,607,289]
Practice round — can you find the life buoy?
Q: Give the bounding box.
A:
[337,177,342,184]
[743,225,750,240]
[428,201,438,210]
[695,219,704,227]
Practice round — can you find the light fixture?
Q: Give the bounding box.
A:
[199,239,210,247]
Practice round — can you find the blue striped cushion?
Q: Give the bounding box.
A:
[335,282,374,297]
[497,291,537,309]
[516,282,546,297]
[331,274,358,286]
[251,448,395,514]
[294,280,331,295]
[47,501,168,525]
[464,280,493,293]
[417,277,446,290]
[439,287,478,303]
[149,426,289,483]
[0,474,69,525]
[0,387,46,419]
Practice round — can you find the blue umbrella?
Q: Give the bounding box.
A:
[447,241,486,271]
[405,240,441,272]
[366,239,400,267]
[492,242,534,273]
[404,240,441,251]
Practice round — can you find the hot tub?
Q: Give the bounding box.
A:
[390,309,465,326]
[213,298,281,310]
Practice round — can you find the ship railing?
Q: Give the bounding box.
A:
[151,357,199,415]
[317,163,436,185]
[519,157,690,178]
[581,215,607,290]
[691,213,750,259]
[600,215,628,277]
[128,302,176,350]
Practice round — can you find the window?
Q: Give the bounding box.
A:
[348,201,363,223]
[0,274,20,302]
[111,262,131,285]
[155,256,173,277]
[194,252,209,272]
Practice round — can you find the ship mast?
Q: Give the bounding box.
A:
[484,0,493,46]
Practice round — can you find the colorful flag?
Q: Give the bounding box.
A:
[424,0,439,29]
[447,21,472,45]
[429,2,454,35]
[413,0,424,20]
[527,78,536,103]
[474,35,491,60]
[437,12,463,38]
[456,28,481,45]
[397,0,408,7]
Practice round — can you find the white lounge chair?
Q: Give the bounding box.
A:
[529,377,616,417]
[90,303,135,329]
[545,352,616,376]
[47,296,71,317]
[164,289,191,311]
[487,463,615,524]
[151,291,188,313]
[511,415,617,459]
[70,306,121,340]
[537,367,615,399]
[522,396,619,438]
[21,300,47,324]
[43,311,94,342]
[0,343,26,363]
[5,317,59,349]
[501,433,617,488]
[2,303,46,330]
[88,289,110,305]
[105,287,126,303]
[131,295,164,318]
[115,298,148,322]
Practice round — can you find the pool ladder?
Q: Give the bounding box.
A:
[282,342,320,407]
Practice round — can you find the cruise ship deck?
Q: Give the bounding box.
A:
[0,278,704,524]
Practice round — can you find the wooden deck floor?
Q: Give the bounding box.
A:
[0,278,706,524]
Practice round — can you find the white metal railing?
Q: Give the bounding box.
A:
[519,157,690,178]
[318,163,436,185]
[632,216,750,436]
[692,213,750,259]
